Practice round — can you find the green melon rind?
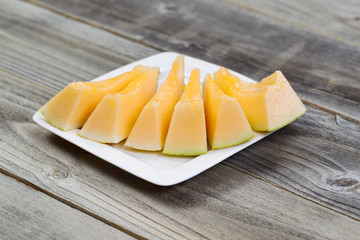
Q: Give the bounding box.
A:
[39,109,67,132]
[76,132,110,144]
[252,108,307,132]
[162,149,208,156]
[211,131,255,150]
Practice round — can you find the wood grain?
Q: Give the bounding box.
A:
[0,0,360,218]
[1,47,360,239]
[27,0,360,121]
[0,0,157,91]
[227,0,360,44]
[0,0,359,218]
[0,172,135,240]
[1,1,360,239]
[225,107,360,218]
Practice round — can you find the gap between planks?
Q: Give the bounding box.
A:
[21,0,360,126]
[0,167,150,240]
[222,162,360,223]
[3,69,359,223]
[25,0,360,49]
[0,136,192,240]
[1,142,359,226]
[221,0,360,48]
[23,0,164,52]
[1,67,359,225]
[301,99,360,126]
[0,68,56,94]
[0,30,99,78]
[1,1,358,235]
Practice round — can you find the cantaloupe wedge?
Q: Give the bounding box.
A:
[214,67,306,131]
[39,65,150,131]
[203,74,254,150]
[163,68,207,156]
[78,67,159,143]
[125,55,185,151]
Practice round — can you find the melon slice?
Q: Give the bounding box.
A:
[125,55,185,151]
[214,67,306,131]
[163,68,207,156]
[39,65,150,131]
[203,74,254,150]
[78,67,159,143]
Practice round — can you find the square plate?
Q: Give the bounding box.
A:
[33,52,275,186]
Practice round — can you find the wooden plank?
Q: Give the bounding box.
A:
[1,52,360,239]
[0,0,359,219]
[225,106,360,218]
[0,0,157,92]
[26,0,360,122]
[1,1,360,238]
[0,172,136,240]
[227,0,360,44]
[0,71,180,239]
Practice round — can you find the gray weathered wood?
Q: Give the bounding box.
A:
[0,172,135,240]
[0,0,359,218]
[225,107,360,218]
[228,0,360,44]
[2,0,360,218]
[0,0,157,91]
[27,0,360,122]
[1,0,360,239]
[0,71,177,240]
[1,51,360,239]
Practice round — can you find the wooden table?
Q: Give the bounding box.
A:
[1,0,359,239]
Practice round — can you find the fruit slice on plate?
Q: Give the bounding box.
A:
[163,68,207,156]
[214,67,306,131]
[39,65,150,131]
[203,74,254,150]
[125,54,185,151]
[78,67,159,143]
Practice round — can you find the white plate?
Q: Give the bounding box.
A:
[33,52,275,186]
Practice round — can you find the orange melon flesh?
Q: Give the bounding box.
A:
[203,74,254,150]
[163,68,207,156]
[125,55,185,151]
[78,67,159,143]
[39,65,150,131]
[214,67,306,131]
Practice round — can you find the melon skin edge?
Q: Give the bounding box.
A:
[39,65,150,131]
[262,109,307,132]
[163,68,207,156]
[214,68,307,131]
[211,133,254,150]
[203,73,254,150]
[210,97,254,150]
[39,83,97,131]
[125,55,185,151]
[78,67,160,143]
